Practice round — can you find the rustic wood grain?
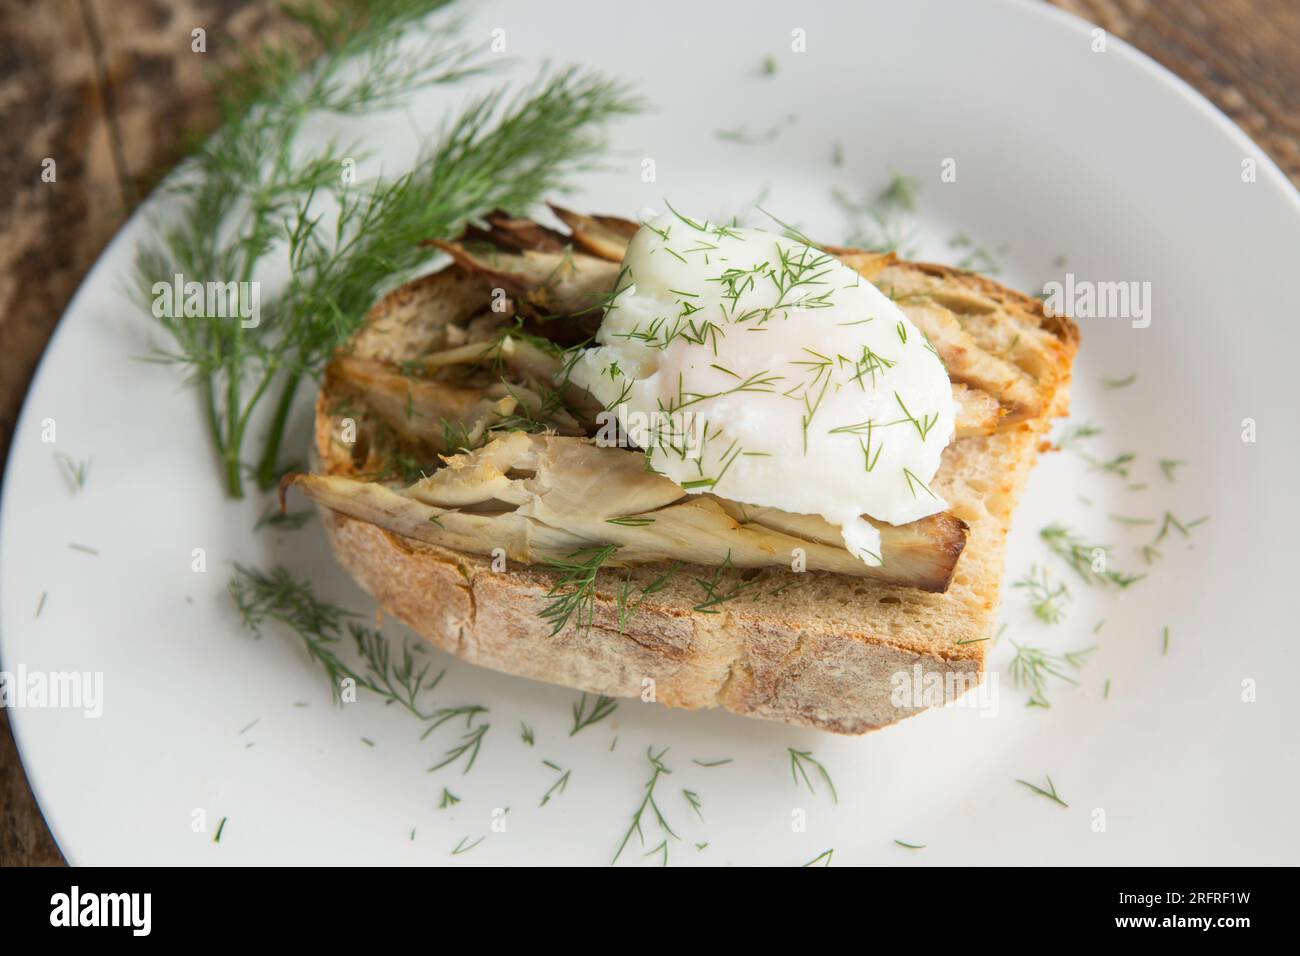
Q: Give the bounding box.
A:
[0,0,299,868]
[1054,0,1300,179]
[1,0,1297,867]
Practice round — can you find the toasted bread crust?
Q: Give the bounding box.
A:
[307,218,1078,734]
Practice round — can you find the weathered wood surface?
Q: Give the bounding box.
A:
[2,0,1297,866]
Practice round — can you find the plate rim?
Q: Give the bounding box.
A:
[3,0,1298,865]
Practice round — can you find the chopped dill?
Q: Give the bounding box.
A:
[613,747,678,866]
[1084,451,1136,478]
[254,505,314,531]
[1152,511,1209,545]
[1016,775,1068,808]
[451,835,484,855]
[606,515,655,527]
[788,748,838,804]
[56,454,91,493]
[1054,422,1102,450]
[428,721,488,774]
[1012,564,1070,624]
[693,552,755,612]
[229,564,490,767]
[1159,458,1186,482]
[570,692,618,736]
[540,762,571,807]
[539,545,619,636]
[1007,639,1092,707]
[1040,524,1143,588]
[682,789,703,821]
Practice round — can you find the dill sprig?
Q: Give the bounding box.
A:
[802,849,834,867]
[428,723,488,774]
[1084,451,1136,478]
[1016,775,1069,808]
[1152,511,1209,545]
[254,504,314,531]
[1053,422,1102,450]
[682,789,704,821]
[540,761,571,807]
[451,835,484,855]
[229,563,490,765]
[614,562,681,633]
[830,173,920,255]
[570,692,619,736]
[693,552,756,613]
[948,233,1003,274]
[613,747,679,866]
[540,545,619,636]
[1158,458,1186,482]
[1040,523,1143,588]
[230,564,358,697]
[56,454,91,493]
[135,0,639,497]
[1007,639,1093,707]
[788,748,838,804]
[1012,564,1070,624]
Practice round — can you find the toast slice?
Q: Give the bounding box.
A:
[301,210,1079,734]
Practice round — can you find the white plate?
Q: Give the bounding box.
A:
[4,0,1298,866]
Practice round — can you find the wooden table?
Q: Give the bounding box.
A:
[2,0,1297,866]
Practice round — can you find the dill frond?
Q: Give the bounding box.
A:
[1007,639,1093,707]
[540,762,571,807]
[539,545,619,636]
[1053,422,1102,450]
[56,454,91,493]
[229,563,489,765]
[693,552,755,612]
[1012,564,1070,624]
[613,747,679,866]
[570,692,619,736]
[1015,775,1068,808]
[788,748,838,804]
[135,0,640,497]
[1040,523,1143,588]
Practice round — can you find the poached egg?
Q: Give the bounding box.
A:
[568,211,954,565]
